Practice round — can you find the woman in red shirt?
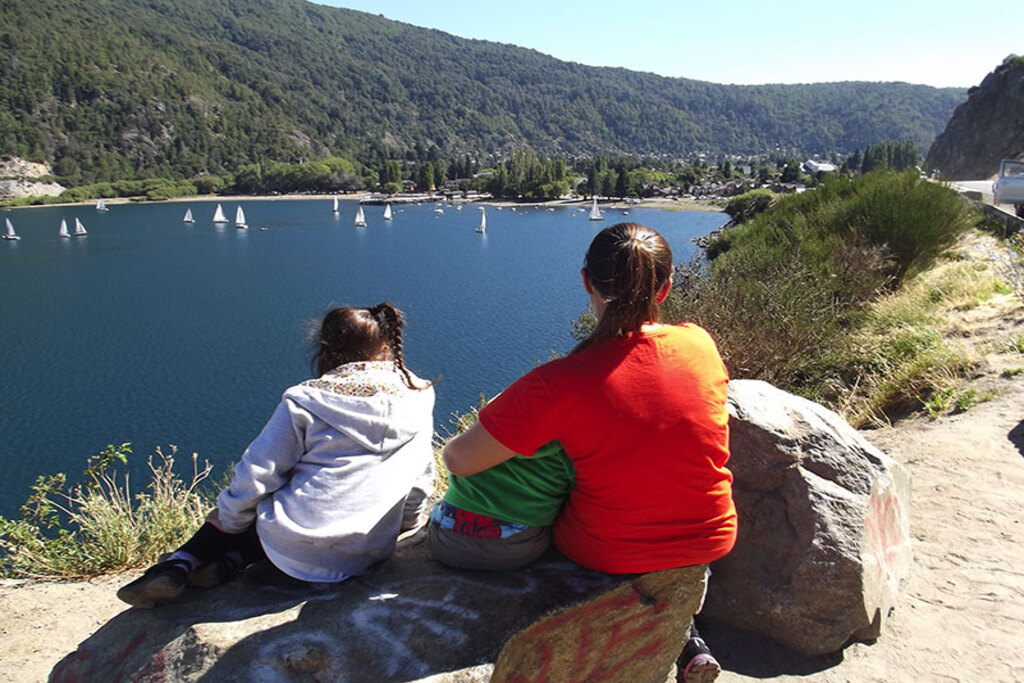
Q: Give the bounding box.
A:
[443,222,735,681]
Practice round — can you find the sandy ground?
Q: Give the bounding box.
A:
[1,236,1022,682]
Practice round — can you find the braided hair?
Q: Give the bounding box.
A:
[311,302,427,389]
[573,223,673,354]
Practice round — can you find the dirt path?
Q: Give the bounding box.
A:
[709,371,1024,683]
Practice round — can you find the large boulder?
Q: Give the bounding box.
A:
[704,379,911,656]
[50,380,910,679]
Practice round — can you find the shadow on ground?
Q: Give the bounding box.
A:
[1008,420,1024,457]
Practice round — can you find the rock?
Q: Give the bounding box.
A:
[0,178,66,199]
[50,542,626,683]
[925,57,1024,180]
[0,157,65,199]
[704,379,911,657]
[51,381,910,679]
[0,156,52,179]
[492,565,707,682]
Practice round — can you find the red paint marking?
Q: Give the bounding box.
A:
[504,587,682,683]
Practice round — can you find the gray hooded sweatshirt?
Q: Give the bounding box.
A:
[216,361,435,582]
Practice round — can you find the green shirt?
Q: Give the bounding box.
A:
[444,441,575,527]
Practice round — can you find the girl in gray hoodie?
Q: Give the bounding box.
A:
[117,303,435,608]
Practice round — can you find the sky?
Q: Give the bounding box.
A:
[314,0,1019,88]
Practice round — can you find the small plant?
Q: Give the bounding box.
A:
[0,444,214,579]
[1001,367,1024,378]
[919,388,955,418]
[952,389,978,413]
[1005,334,1024,354]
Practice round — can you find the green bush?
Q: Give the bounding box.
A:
[0,444,214,579]
[724,189,776,224]
[672,170,981,413]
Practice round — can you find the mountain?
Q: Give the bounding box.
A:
[925,56,1024,180]
[1,0,965,184]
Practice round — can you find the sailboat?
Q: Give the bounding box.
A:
[383,203,393,221]
[332,196,339,214]
[354,205,367,227]
[95,197,109,212]
[73,218,88,236]
[3,217,20,240]
[183,208,194,223]
[475,207,486,233]
[588,197,604,221]
[235,206,248,229]
[58,219,70,238]
[213,204,228,223]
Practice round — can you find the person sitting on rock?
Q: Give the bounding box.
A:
[117,303,435,608]
[430,223,735,682]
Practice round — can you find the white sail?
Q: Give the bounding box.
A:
[475,207,486,233]
[213,204,228,222]
[96,197,108,212]
[383,203,392,220]
[588,197,604,221]
[333,196,339,214]
[58,219,70,238]
[183,208,194,223]
[354,205,366,227]
[73,218,87,236]
[235,206,248,229]
[3,217,20,240]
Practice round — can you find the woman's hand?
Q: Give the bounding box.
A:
[443,422,518,477]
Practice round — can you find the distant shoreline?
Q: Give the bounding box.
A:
[5,193,724,214]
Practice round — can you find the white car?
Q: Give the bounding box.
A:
[992,159,1024,217]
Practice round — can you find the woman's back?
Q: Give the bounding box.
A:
[479,323,735,573]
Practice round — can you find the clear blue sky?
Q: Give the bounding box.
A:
[314,0,1019,88]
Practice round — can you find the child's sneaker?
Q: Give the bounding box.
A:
[680,634,721,683]
[116,560,189,608]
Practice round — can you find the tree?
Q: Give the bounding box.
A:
[780,160,802,183]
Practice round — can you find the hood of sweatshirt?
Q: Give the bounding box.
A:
[282,361,434,454]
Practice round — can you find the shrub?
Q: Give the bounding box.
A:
[723,189,776,224]
[0,444,214,579]
[672,170,982,419]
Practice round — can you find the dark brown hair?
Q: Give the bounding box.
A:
[573,222,673,353]
[311,302,425,389]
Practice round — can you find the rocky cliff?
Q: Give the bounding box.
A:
[925,56,1024,180]
[0,156,65,199]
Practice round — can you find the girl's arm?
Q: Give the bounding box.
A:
[443,421,518,477]
[215,398,311,532]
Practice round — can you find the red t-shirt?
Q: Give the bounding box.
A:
[479,323,736,574]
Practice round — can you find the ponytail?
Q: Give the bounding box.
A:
[572,223,673,354]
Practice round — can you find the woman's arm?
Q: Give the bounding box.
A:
[443,421,519,477]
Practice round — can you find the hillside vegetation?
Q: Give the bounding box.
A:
[1,0,964,185]
[672,171,988,425]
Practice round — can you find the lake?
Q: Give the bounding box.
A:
[0,199,727,517]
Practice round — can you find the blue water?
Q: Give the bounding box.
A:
[0,200,726,517]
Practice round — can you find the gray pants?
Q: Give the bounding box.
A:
[427,520,552,571]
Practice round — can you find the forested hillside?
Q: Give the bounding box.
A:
[1,0,965,184]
